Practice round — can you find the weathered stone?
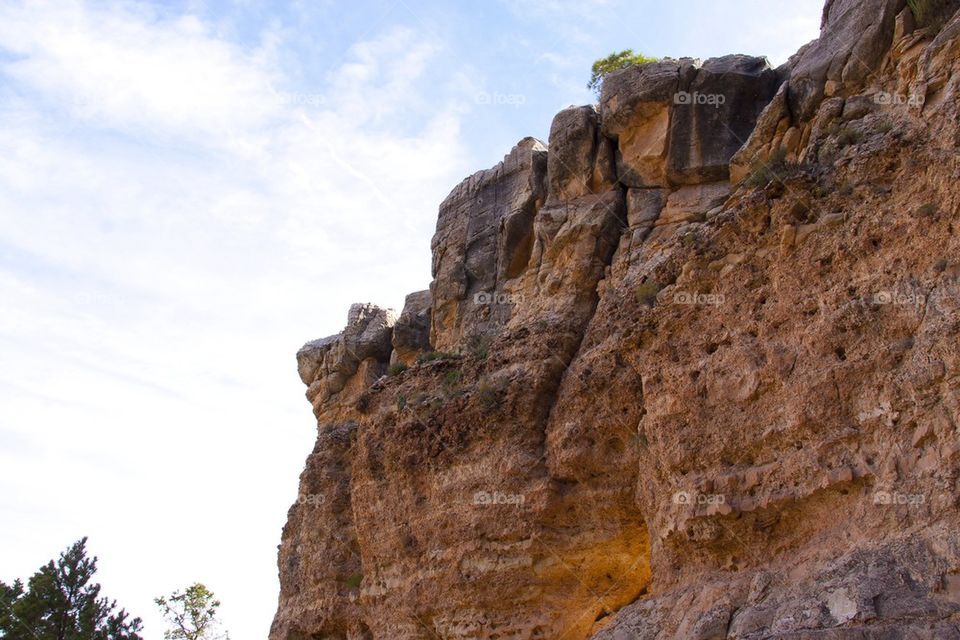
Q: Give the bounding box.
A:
[600,59,696,187]
[429,137,547,351]
[626,188,666,227]
[390,290,432,365]
[546,105,616,203]
[730,81,789,184]
[296,304,396,409]
[657,183,731,226]
[786,0,903,121]
[667,55,780,185]
[600,56,778,188]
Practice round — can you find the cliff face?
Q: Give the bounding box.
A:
[272,1,960,638]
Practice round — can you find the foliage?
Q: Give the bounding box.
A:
[442,370,462,390]
[0,538,143,640]
[587,49,658,95]
[344,574,362,590]
[908,0,957,31]
[744,145,789,188]
[155,584,228,640]
[476,378,506,412]
[634,281,661,307]
[387,362,408,376]
[465,334,492,361]
[416,351,460,364]
[835,125,862,147]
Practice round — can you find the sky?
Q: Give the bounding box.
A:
[0,1,822,638]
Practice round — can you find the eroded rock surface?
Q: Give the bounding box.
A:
[273,2,960,638]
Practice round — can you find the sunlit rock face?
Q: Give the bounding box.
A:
[272,2,960,638]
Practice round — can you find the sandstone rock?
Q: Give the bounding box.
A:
[601,56,778,188]
[430,137,547,351]
[297,304,396,406]
[786,0,903,122]
[657,182,731,226]
[546,105,617,203]
[730,81,789,184]
[626,188,666,227]
[390,290,432,366]
[600,59,694,187]
[667,55,780,185]
[296,334,339,386]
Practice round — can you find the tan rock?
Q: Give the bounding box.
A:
[657,183,731,226]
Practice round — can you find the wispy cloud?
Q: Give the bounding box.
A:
[0,2,467,638]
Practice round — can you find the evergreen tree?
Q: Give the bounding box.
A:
[0,538,142,640]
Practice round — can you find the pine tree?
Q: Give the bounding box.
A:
[0,538,142,640]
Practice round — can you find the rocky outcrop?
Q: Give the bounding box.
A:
[429,138,547,352]
[296,303,396,417]
[273,1,960,638]
[390,291,432,366]
[600,56,780,188]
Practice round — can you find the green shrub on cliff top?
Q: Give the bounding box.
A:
[588,49,658,96]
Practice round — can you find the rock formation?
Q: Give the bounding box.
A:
[273,1,960,637]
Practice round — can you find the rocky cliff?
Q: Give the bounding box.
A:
[272,1,960,638]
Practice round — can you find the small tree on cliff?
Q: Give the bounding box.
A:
[0,538,143,640]
[155,584,228,640]
[588,49,658,96]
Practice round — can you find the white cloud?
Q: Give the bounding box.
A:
[0,2,468,640]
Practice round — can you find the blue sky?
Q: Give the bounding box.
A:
[0,1,822,638]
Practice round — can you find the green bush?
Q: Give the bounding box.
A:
[588,49,658,95]
[388,362,408,376]
[635,281,661,307]
[442,370,462,389]
[466,334,492,360]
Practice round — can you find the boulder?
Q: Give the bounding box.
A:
[600,59,695,187]
[545,105,617,203]
[667,55,780,185]
[626,188,666,227]
[657,182,731,226]
[600,56,779,187]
